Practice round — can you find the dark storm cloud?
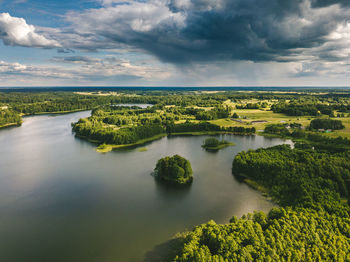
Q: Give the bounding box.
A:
[62,0,350,64]
[311,0,350,7]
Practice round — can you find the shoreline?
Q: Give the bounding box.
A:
[95,133,167,153]
[234,173,275,202]
[22,108,93,116]
[90,131,254,153]
[0,122,22,130]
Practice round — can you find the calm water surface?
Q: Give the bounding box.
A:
[0,111,292,262]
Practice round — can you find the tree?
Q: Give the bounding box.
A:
[153,155,193,185]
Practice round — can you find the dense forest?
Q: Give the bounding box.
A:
[232,145,350,213]
[159,143,350,261]
[165,207,350,261]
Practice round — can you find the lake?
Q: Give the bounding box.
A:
[0,111,292,262]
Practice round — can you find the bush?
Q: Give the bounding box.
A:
[202,138,221,147]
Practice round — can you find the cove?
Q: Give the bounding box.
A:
[0,111,292,262]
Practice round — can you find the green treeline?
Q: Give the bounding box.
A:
[195,106,230,120]
[166,121,221,133]
[2,90,350,132]
[154,155,193,185]
[167,121,255,135]
[73,118,256,146]
[0,109,22,127]
[263,123,350,152]
[73,118,165,145]
[264,124,291,136]
[236,102,267,109]
[232,145,350,214]
[272,102,323,116]
[303,134,350,152]
[310,118,345,130]
[271,100,350,116]
[2,89,350,117]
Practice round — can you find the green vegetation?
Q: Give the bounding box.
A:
[264,123,290,136]
[310,118,345,130]
[2,89,350,139]
[153,155,193,185]
[270,99,350,117]
[162,207,350,261]
[71,103,256,151]
[95,133,166,153]
[156,142,350,261]
[195,106,231,120]
[3,89,350,260]
[201,137,234,151]
[232,144,350,213]
[0,109,22,128]
[73,119,165,146]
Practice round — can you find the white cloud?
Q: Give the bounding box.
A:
[0,13,61,48]
[66,0,186,34]
[0,57,170,82]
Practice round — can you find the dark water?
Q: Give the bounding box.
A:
[0,111,292,262]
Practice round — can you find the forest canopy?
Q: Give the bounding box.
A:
[0,109,22,127]
[153,155,193,185]
[310,118,345,130]
[154,143,350,261]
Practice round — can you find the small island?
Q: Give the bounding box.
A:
[153,155,193,185]
[202,137,234,151]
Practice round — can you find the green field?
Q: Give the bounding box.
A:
[211,106,350,138]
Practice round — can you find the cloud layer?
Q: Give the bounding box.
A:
[0,56,170,84]
[3,0,350,64]
[0,13,60,48]
[2,0,350,86]
[58,0,350,64]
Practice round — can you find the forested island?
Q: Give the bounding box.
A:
[153,155,193,185]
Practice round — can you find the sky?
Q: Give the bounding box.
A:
[1,0,350,87]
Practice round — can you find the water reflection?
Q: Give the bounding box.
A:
[153,179,192,200]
